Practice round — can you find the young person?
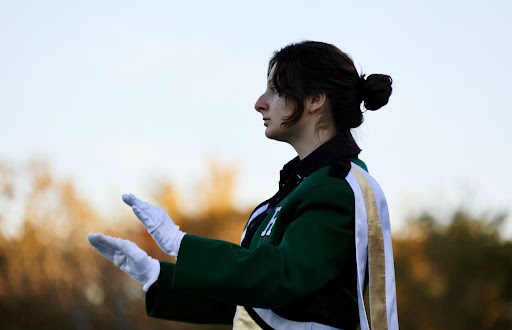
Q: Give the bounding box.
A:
[88,41,399,330]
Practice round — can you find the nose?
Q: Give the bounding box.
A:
[254,92,268,113]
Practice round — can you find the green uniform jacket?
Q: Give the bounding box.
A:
[146,132,368,330]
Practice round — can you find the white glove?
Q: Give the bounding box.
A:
[87,233,160,291]
[122,193,186,258]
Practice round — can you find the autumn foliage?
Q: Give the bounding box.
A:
[0,159,510,329]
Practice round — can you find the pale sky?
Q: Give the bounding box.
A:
[1,0,511,235]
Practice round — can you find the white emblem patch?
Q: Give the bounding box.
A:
[261,207,282,237]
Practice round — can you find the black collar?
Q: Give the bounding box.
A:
[279,130,361,189]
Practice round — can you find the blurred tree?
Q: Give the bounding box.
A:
[151,159,250,245]
[0,159,115,328]
[0,158,242,329]
[1,158,511,330]
[394,210,512,330]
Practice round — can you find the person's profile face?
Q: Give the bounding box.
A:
[254,64,298,142]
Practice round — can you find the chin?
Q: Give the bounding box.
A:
[264,127,277,139]
[265,128,288,142]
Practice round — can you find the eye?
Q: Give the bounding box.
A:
[269,85,278,94]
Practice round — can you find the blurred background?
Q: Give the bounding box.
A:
[1,0,511,329]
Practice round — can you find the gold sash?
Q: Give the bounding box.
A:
[233,306,263,330]
[350,167,388,330]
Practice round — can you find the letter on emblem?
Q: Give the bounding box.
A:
[261,207,282,236]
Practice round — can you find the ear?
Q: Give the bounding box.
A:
[305,93,327,114]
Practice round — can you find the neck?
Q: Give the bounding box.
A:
[289,127,336,160]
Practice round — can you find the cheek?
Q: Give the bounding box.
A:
[279,100,296,122]
[273,98,289,115]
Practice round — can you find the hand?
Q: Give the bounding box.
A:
[122,193,186,258]
[87,233,160,291]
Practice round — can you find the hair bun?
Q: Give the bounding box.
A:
[361,74,393,111]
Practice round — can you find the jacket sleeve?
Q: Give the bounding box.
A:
[172,182,356,309]
[146,261,236,324]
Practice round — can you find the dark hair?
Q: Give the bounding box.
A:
[268,41,392,132]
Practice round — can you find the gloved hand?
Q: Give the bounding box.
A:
[122,193,186,258]
[87,233,160,291]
